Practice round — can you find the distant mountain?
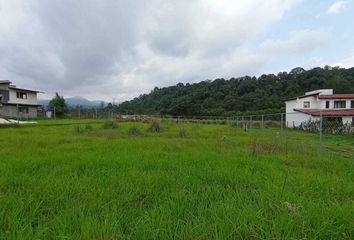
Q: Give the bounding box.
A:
[39,96,107,108]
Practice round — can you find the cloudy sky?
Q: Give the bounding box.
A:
[0,0,353,101]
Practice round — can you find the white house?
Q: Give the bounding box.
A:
[285,89,354,128]
[0,80,43,118]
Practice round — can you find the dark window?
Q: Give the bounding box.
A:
[352,117,354,127]
[303,101,310,108]
[351,101,354,108]
[18,106,29,114]
[334,100,346,109]
[0,95,2,103]
[326,101,330,109]
[16,92,27,99]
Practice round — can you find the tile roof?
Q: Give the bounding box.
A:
[318,94,354,99]
[295,108,354,116]
[286,93,319,101]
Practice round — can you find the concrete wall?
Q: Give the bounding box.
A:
[0,105,38,118]
[8,89,38,105]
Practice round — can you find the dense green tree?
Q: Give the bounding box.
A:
[48,93,68,118]
[117,67,354,116]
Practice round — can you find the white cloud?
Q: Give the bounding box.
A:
[259,29,327,55]
[327,1,347,14]
[1,0,325,102]
[333,56,354,68]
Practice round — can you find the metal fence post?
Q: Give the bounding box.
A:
[53,106,56,119]
[261,114,264,129]
[280,113,284,135]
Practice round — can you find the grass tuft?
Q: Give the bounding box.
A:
[102,120,119,129]
[127,125,142,136]
[75,124,93,133]
[177,125,189,138]
[147,118,162,132]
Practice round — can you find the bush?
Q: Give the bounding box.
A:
[147,118,162,132]
[127,126,142,136]
[75,124,92,134]
[102,121,119,129]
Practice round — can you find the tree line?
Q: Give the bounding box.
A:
[117,66,354,116]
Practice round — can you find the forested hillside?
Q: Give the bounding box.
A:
[117,67,354,116]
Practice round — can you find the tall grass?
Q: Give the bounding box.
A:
[0,120,353,239]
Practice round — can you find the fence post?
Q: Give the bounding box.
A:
[319,110,323,153]
[280,113,284,135]
[78,106,81,119]
[53,106,56,119]
[261,114,264,129]
[250,115,252,129]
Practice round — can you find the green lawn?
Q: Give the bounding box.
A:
[0,120,353,239]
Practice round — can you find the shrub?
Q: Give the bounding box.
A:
[147,118,162,132]
[127,126,142,136]
[102,121,119,129]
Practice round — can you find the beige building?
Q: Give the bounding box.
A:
[0,80,43,118]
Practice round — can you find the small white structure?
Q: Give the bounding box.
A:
[285,89,354,128]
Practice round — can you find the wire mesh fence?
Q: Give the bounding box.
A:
[2,104,353,154]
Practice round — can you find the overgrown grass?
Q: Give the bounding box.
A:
[0,119,353,239]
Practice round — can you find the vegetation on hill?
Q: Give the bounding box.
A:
[117,66,354,116]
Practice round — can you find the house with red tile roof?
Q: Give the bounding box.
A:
[285,89,354,128]
[0,80,43,118]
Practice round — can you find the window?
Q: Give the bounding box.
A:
[325,101,330,109]
[16,91,27,99]
[303,101,310,108]
[18,106,29,114]
[352,117,354,127]
[351,101,354,109]
[334,100,346,109]
[0,95,2,103]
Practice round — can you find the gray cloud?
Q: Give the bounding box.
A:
[0,0,330,101]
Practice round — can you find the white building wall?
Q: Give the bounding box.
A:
[286,112,317,128]
[342,116,353,125]
[8,89,38,105]
[285,96,321,112]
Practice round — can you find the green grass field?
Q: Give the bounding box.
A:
[0,120,353,239]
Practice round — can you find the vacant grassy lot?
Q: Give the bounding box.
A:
[0,120,353,239]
